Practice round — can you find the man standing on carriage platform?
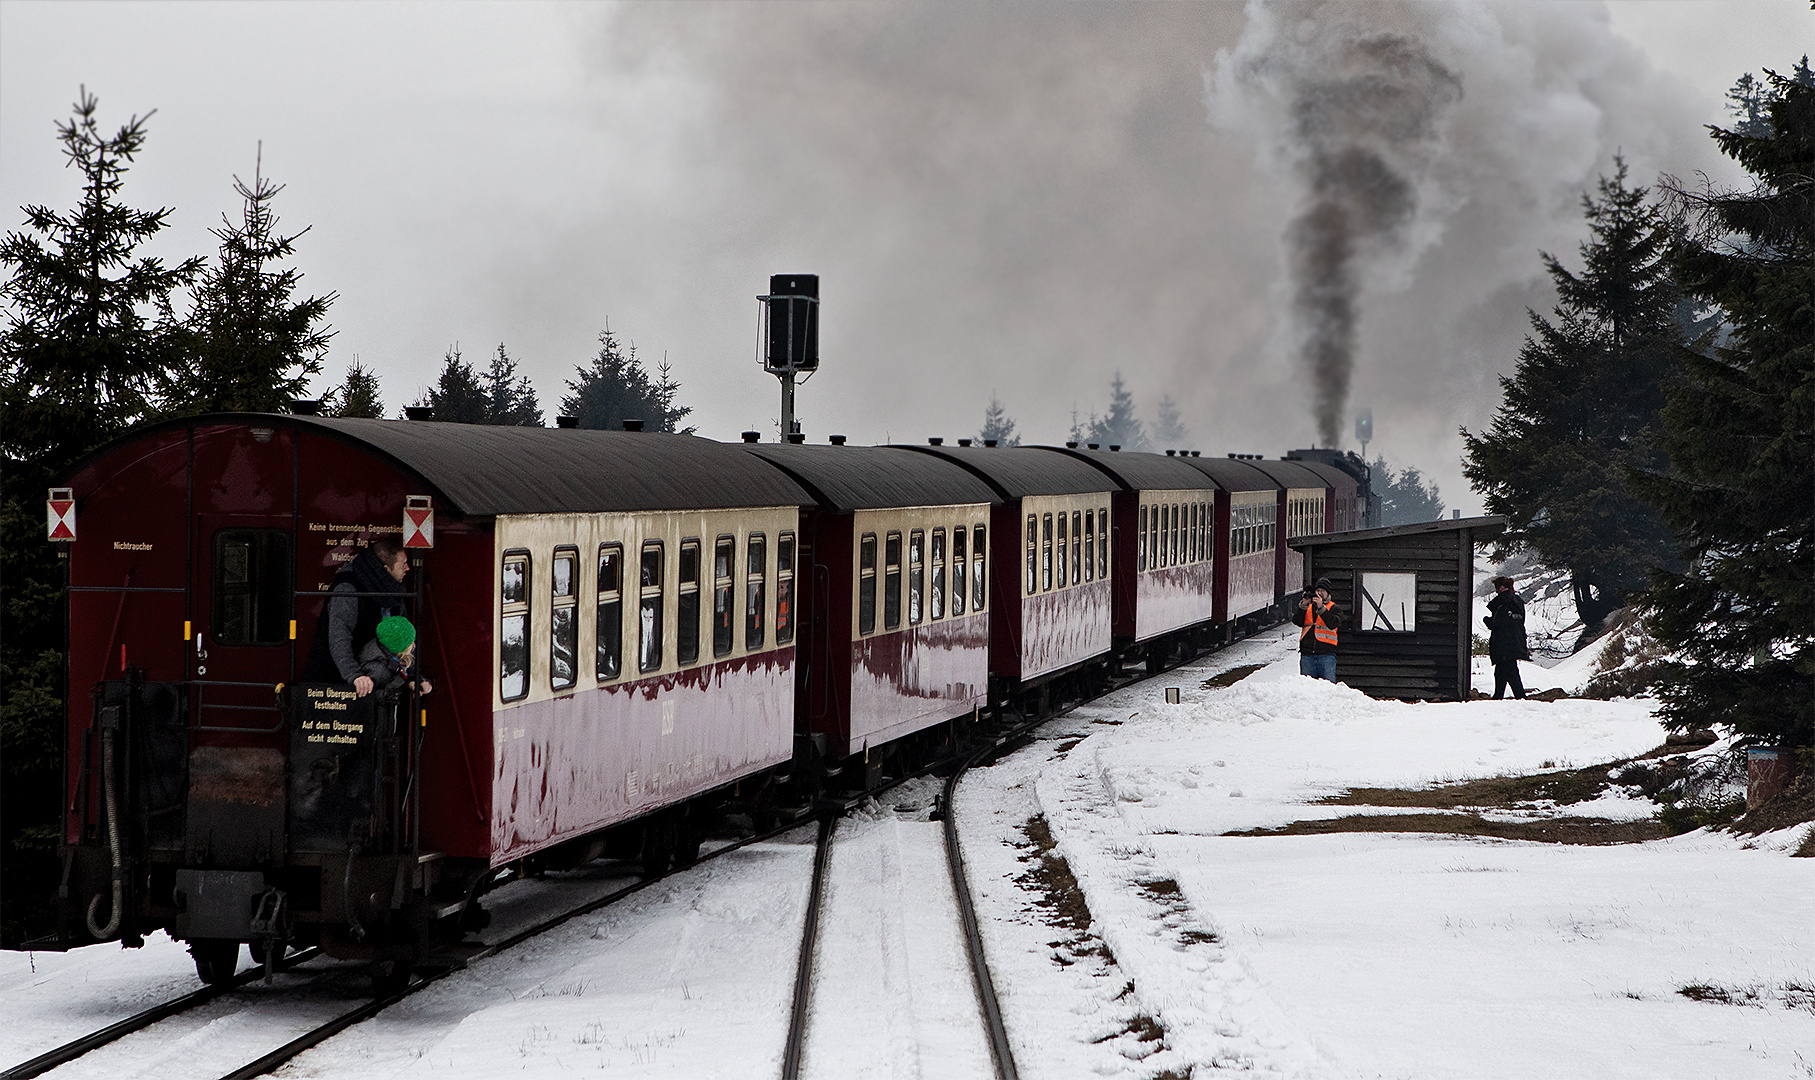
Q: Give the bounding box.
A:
[302,537,415,697]
[1296,577,1341,681]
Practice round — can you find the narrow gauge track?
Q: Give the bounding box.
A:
[778,638,1237,1080]
[18,634,1260,1080]
[0,948,322,1080]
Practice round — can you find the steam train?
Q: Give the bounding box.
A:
[31,411,1369,986]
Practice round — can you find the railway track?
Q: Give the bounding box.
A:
[12,633,1258,1080]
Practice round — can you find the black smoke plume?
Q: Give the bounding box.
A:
[1234,14,1462,446]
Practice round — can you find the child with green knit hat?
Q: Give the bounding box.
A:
[355,615,433,701]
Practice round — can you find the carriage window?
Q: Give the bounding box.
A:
[1025,514,1037,595]
[1171,504,1181,567]
[714,536,735,657]
[500,552,530,701]
[596,544,622,682]
[908,530,924,624]
[1084,511,1095,581]
[211,528,293,646]
[550,548,578,691]
[1098,506,1109,579]
[973,525,987,611]
[746,533,767,649]
[1059,511,1074,588]
[884,531,902,631]
[639,541,664,673]
[1138,505,1149,571]
[1055,512,1067,588]
[950,526,966,615]
[677,540,701,665]
[859,533,878,635]
[930,529,945,620]
[1041,513,1054,592]
[776,532,796,645]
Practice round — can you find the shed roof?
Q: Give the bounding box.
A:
[1033,447,1220,492]
[68,414,814,516]
[892,444,1114,499]
[742,443,998,511]
[1289,515,1507,549]
[1174,455,1282,493]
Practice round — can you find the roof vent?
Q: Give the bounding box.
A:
[957,438,972,447]
[983,439,999,448]
[742,430,761,443]
[928,437,943,446]
[622,419,645,432]
[555,415,579,429]
[1191,450,1201,457]
[288,398,322,416]
[1165,449,1176,456]
[787,431,806,444]
[829,434,847,446]
[1109,445,1121,452]
[1087,443,1099,450]
[405,406,434,421]
[1065,441,1079,449]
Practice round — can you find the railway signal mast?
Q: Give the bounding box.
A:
[760,274,820,443]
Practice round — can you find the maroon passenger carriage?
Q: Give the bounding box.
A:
[1043,446,1220,664]
[741,441,1000,786]
[900,443,1117,707]
[47,413,812,983]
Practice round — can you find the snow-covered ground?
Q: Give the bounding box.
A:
[5,633,1810,1078]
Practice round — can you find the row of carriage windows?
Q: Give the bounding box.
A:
[1136,501,1211,573]
[500,533,795,702]
[1230,502,1278,558]
[1024,508,1111,595]
[1287,495,1327,539]
[857,524,987,636]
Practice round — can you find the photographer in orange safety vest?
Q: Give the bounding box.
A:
[1296,576,1341,681]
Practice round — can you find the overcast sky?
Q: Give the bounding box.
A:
[3,1,1809,512]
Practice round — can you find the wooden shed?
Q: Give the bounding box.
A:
[1288,516,1506,701]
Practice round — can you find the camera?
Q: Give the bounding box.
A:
[1302,588,1316,600]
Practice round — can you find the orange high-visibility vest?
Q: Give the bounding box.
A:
[1301,602,1337,647]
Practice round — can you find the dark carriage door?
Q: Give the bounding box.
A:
[186,515,296,867]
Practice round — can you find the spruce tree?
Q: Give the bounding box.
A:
[0,89,199,944]
[1369,456,1445,526]
[978,393,1022,446]
[167,150,334,415]
[414,345,487,423]
[483,343,543,426]
[1151,394,1188,450]
[560,327,692,433]
[326,358,384,418]
[1461,159,1684,631]
[1639,69,1813,748]
[1084,372,1149,451]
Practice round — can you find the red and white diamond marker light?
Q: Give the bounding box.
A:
[47,487,75,541]
[403,495,434,549]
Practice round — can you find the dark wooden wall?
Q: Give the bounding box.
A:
[1303,527,1477,701]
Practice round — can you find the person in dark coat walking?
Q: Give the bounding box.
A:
[1484,575,1529,699]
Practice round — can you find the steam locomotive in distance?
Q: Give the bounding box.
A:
[30,411,1369,988]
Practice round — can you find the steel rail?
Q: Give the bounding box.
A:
[0,947,322,1080]
[778,813,837,1080]
[214,817,822,1080]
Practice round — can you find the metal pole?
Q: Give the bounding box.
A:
[780,370,796,442]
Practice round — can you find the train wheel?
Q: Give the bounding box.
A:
[190,939,240,986]
[371,956,414,997]
[641,818,676,877]
[672,817,703,869]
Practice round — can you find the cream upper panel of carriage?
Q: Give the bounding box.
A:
[850,504,991,641]
[1019,492,1113,599]
[1135,487,1215,573]
[494,507,800,712]
[1286,490,1328,540]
